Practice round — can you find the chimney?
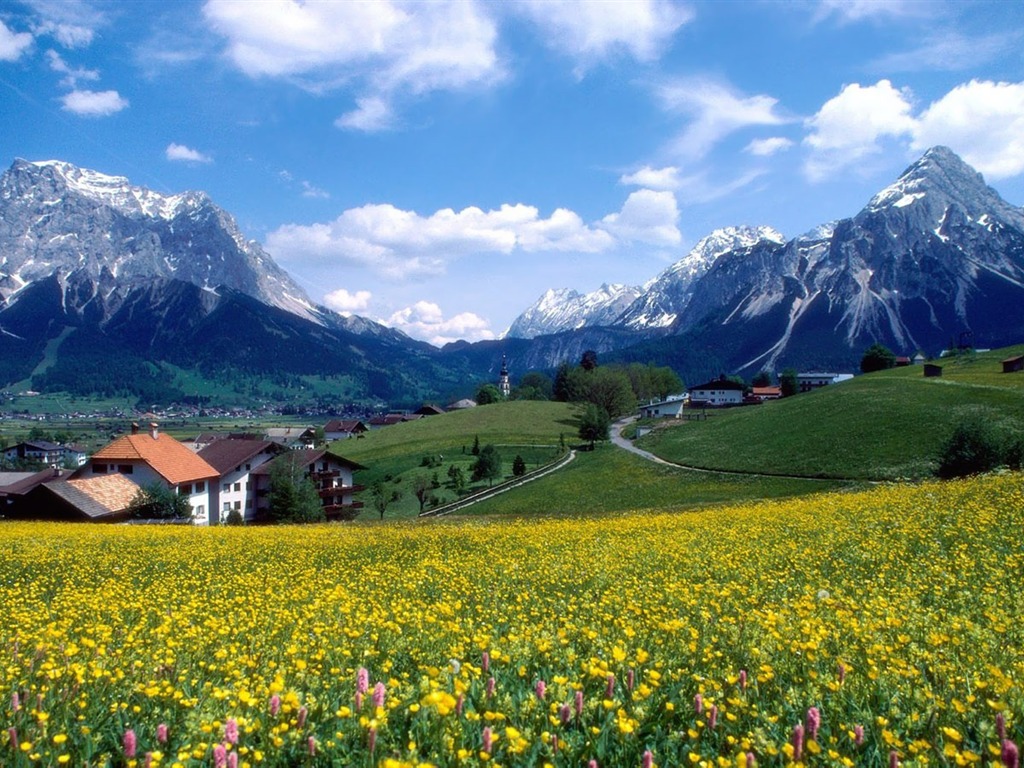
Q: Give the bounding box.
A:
[150,422,159,440]
[131,422,139,435]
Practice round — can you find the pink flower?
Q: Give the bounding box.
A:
[213,744,227,768]
[355,691,363,710]
[308,736,316,756]
[589,761,599,768]
[997,713,1007,741]
[837,662,846,684]
[1003,740,1020,768]
[575,689,584,718]
[627,668,635,692]
[157,723,168,743]
[708,704,718,730]
[738,669,747,690]
[854,725,864,746]
[368,726,377,754]
[456,694,464,717]
[7,727,17,751]
[373,682,386,709]
[806,706,821,741]
[297,706,307,728]
[224,718,239,745]
[642,749,654,768]
[482,651,490,673]
[10,692,19,713]
[144,753,153,768]
[227,753,238,768]
[606,674,615,699]
[792,724,804,763]
[269,695,280,716]
[535,679,546,701]
[694,693,703,715]
[123,729,137,759]
[746,752,756,767]
[486,677,495,698]
[357,667,370,695]
[483,726,493,754]
[560,703,571,725]
[889,750,899,768]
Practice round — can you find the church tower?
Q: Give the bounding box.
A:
[498,354,510,398]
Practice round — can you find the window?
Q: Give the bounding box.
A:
[118,464,134,474]
[232,482,240,492]
[234,501,241,510]
[245,463,251,471]
[180,483,192,495]
[194,505,204,517]
[194,481,205,493]
[223,502,230,512]
[93,463,107,473]
[223,483,230,493]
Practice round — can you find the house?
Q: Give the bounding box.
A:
[3,440,69,467]
[688,377,745,407]
[198,438,285,524]
[639,394,688,419]
[368,413,421,429]
[323,419,369,441]
[264,426,318,449]
[796,372,854,392]
[250,449,367,521]
[414,404,446,417]
[447,399,477,410]
[751,386,782,401]
[913,352,927,365]
[1,467,74,515]
[1001,355,1024,373]
[81,422,218,523]
[9,473,140,523]
[894,356,912,367]
[923,363,943,378]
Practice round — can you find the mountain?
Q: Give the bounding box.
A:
[503,283,642,339]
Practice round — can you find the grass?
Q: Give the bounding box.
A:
[637,345,1024,480]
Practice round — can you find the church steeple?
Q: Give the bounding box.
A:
[498,354,510,398]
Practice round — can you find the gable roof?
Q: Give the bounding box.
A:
[92,433,218,485]
[0,468,72,496]
[198,439,281,474]
[324,419,368,433]
[250,448,367,477]
[43,474,140,519]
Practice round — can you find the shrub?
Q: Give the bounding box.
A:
[937,417,1003,478]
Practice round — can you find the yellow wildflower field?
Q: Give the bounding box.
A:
[1,474,1022,767]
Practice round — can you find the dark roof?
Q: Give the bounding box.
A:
[251,448,367,477]
[1001,355,1024,364]
[6,440,65,452]
[197,439,281,474]
[689,378,746,392]
[415,404,446,416]
[324,419,368,433]
[0,467,72,496]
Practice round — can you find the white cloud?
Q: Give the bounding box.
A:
[166,143,213,163]
[674,168,768,204]
[912,80,1024,180]
[656,77,788,160]
[204,0,501,130]
[599,189,681,246]
[870,32,1019,73]
[813,0,927,24]
[301,181,330,199]
[0,20,33,61]
[323,288,372,315]
[514,0,692,70]
[744,137,793,157]
[619,165,680,190]
[803,79,915,180]
[385,300,495,346]
[335,96,395,132]
[27,0,105,47]
[60,89,129,116]
[45,49,99,87]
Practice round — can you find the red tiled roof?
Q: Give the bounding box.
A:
[93,433,218,485]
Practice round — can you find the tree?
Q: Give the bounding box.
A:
[514,371,553,401]
[128,482,193,521]
[512,454,527,477]
[475,383,502,405]
[580,350,599,371]
[937,417,1003,479]
[471,444,502,486]
[447,464,466,493]
[471,435,480,455]
[584,367,636,420]
[553,363,586,403]
[413,475,433,513]
[752,370,773,388]
[578,403,611,448]
[267,455,325,523]
[861,342,897,373]
[370,480,402,519]
[780,368,799,397]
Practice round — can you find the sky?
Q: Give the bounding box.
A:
[1,0,1023,346]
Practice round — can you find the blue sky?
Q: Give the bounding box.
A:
[1,0,1023,345]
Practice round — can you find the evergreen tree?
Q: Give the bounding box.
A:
[578,403,611,448]
[267,455,325,523]
[471,444,502,486]
[128,482,194,521]
[861,342,897,373]
[780,368,799,397]
[512,454,527,477]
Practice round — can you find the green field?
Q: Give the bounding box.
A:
[636,345,1024,480]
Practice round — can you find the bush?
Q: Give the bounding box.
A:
[937,417,1004,478]
[225,509,245,526]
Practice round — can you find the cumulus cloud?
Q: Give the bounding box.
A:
[744,137,793,156]
[514,0,692,70]
[619,165,680,190]
[323,288,372,315]
[60,88,129,116]
[599,189,681,246]
[0,20,33,61]
[911,80,1024,180]
[385,300,495,346]
[803,79,915,181]
[656,77,788,160]
[166,143,213,163]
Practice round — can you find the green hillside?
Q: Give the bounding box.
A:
[636,345,1024,480]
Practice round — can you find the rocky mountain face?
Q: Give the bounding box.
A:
[503,283,642,339]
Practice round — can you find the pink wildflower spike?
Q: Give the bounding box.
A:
[373,682,387,709]
[889,750,900,768]
[605,674,615,699]
[627,668,635,692]
[806,706,821,741]
[227,753,238,768]
[456,694,464,717]
[357,666,370,694]
[642,749,654,768]
[482,651,490,673]
[144,752,153,768]
[708,704,718,730]
[694,693,703,715]
[483,726,493,754]
[854,724,864,746]
[746,752,756,767]
[157,723,168,743]
[297,706,307,729]
[368,726,377,754]
[308,736,316,756]
[560,703,571,725]
[1003,740,1020,768]
[8,727,18,751]
[997,713,1007,741]
[355,691,363,710]
[123,729,137,759]
[486,677,496,697]
[837,662,846,684]
[589,761,599,768]
[213,744,227,768]
[224,718,239,745]
[575,689,584,718]
[738,669,747,690]
[535,679,546,701]
[269,695,281,716]
[10,692,19,712]
[792,724,804,763]
[552,733,558,755]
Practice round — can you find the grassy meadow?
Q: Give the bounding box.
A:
[636,346,1024,480]
[2,474,1022,767]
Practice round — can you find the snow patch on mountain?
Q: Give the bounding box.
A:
[503,283,642,339]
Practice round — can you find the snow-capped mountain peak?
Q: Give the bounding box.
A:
[503,283,642,339]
